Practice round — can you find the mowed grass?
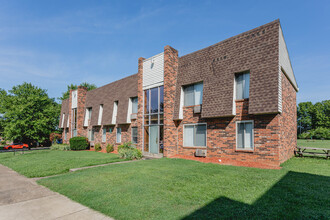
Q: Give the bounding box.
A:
[297,139,330,149]
[38,157,330,220]
[0,150,126,178]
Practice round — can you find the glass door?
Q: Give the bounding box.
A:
[149,126,159,154]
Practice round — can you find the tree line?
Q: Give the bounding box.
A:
[297,100,330,139]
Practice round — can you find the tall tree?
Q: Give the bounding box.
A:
[0,83,60,145]
[313,100,330,129]
[297,101,314,134]
[60,82,97,100]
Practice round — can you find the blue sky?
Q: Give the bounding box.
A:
[0,0,329,103]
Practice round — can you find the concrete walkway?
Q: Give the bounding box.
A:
[0,164,113,220]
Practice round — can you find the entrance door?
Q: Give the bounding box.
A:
[149,126,159,154]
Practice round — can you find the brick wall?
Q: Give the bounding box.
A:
[163,45,179,157]
[279,71,297,163]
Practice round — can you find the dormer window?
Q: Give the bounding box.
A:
[132,97,138,114]
[112,101,118,124]
[84,107,92,127]
[183,82,203,106]
[235,72,250,100]
[98,104,103,125]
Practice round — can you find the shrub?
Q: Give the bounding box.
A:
[94,143,101,152]
[118,142,133,151]
[118,142,142,160]
[106,144,114,153]
[1,140,6,145]
[69,136,89,151]
[299,127,330,140]
[49,133,62,143]
[51,144,70,151]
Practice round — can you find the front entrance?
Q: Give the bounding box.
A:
[149,126,159,154]
[143,86,164,156]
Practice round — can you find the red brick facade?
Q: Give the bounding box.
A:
[59,20,298,168]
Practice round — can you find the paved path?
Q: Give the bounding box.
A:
[0,164,113,220]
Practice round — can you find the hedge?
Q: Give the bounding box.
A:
[69,136,89,150]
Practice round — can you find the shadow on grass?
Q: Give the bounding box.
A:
[182,171,330,219]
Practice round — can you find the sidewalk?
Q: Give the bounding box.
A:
[0,164,113,220]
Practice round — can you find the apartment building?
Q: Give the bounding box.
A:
[59,20,298,168]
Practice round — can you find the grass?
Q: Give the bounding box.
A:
[38,157,330,219]
[0,150,126,178]
[297,139,330,149]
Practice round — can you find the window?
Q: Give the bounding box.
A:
[236,121,253,150]
[102,128,106,142]
[64,129,68,140]
[84,108,92,126]
[61,114,65,128]
[184,82,203,106]
[132,97,138,114]
[236,72,250,99]
[98,105,103,125]
[109,127,113,133]
[132,127,138,144]
[183,124,207,147]
[91,129,95,141]
[72,108,77,137]
[116,127,121,143]
[112,101,118,124]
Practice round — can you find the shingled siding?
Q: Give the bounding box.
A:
[173,20,280,119]
[84,74,138,126]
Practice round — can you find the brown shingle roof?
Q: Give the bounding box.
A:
[59,98,69,128]
[85,74,138,125]
[173,20,281,119]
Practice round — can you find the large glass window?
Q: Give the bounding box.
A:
[236,72,250,100]
[143,86,164,154]
[184,124,207,147]
[116,127,121,143]
[132,97,138,114]
[132,127,138,144]
[184,82,203,106]
[236,121,253,150]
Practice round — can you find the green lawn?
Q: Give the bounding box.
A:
[38,157,330,219]
[297,139,330,149]
[0,150,126,178]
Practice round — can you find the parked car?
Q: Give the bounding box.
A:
[3,143,29,150]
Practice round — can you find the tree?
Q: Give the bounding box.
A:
[297,102,314,134]
[60,82,97,100]
[0,83,60,145]
[313,100,330,129]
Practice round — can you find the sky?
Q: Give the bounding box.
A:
[0,0,329,104]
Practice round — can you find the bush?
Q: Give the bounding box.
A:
[51,144,70,151]
[118,142,133,151]
[299,127,330,140]
[0,146,4,150]
[69,136,89,151]
[1,140,6,145]
[49,133,62,143]
[118,142,142,160]
[94,143,101,152]
[106,144,114,153]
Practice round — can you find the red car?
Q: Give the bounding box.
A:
[4,143,29,150]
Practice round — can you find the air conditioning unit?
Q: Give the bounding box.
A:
[195,149,207,157]
[194,105,202,114]
[130,113,137,120]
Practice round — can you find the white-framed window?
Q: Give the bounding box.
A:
[88,129,94,141]
[131,127,138,144]
[102,128,106,142]
[112,101,118,124]
[84,107,92,127]
[64,128,68,140]
[61,113,65,128]
[98,105,103,125]
[235,72,250,100]
[183,82,203,106]
[183,123,207,147]
[236,120,254,150]
[116,127,121,143]
[131,97,138,114]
